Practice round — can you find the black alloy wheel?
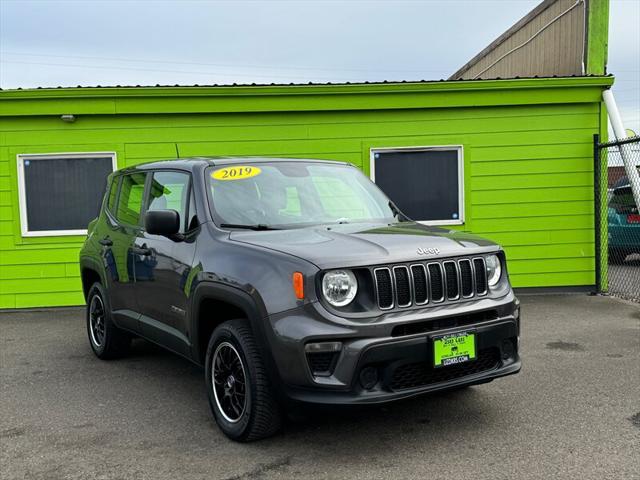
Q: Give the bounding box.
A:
[205,319,282,441]
[86,282,131,359]
[88,294,106,348]
[212,342,247,423]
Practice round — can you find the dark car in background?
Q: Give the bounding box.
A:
[79,157,521,441]
[608,177,640,263]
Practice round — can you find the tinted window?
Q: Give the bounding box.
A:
[116,173,146,226]
[19,154,114,233]
[610,185,635,212]
[373,149,462,223]
[147,171,190,233]
[107,176,120,212]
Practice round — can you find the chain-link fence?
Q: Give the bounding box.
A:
[596,135,640,302]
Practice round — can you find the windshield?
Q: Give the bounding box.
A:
[207,162,401,228]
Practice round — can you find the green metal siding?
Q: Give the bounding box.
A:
[0,77,612,308]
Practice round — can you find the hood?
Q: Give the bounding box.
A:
[229,222,500,269]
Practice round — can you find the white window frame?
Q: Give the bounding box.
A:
[370,145,464,226]
[16,152,118,237]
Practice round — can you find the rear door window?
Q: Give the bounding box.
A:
[107,176,120,213]
[115,173,146,226]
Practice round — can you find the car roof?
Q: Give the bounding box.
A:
[118,156,350,174]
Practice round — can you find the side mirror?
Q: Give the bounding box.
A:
[145,209,180,237]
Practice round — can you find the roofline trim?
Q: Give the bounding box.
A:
[0,75,613,99]
[0,76,614,117]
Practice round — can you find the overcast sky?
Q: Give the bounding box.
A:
[0,0,638,132]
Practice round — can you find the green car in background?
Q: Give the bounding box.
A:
[608,177,640,263]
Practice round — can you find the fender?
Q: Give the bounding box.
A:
[189,281,284,390]
[79,255,107,299]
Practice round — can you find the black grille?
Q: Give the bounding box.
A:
[411,265,428,304]
[473,258,487,294]
[375,268,394,309]
[443,261,459,299]
[306,351,338,376]
[389,348,500,391]
[374,257,489,310]
[394,267,411,306]
[459,259,474,297]
[428,264,444,302]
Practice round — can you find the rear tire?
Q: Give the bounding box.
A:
[205,319,282,442]
[86,282,131,359]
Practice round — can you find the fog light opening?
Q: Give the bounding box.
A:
[501,339,515,361]
[359,366,379,390]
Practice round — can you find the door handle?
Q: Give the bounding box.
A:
[131,246,151,256]
[99,237,113,247]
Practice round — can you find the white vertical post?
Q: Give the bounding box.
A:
[603,89,640,206]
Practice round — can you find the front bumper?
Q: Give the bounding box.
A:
[266,291,521,405]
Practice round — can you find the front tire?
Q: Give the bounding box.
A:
[86,282,131,359]
[205,319,282,442]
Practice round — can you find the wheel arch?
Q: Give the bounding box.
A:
[80,257,106,300]
[190,282,276,375]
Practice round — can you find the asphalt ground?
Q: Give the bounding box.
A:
[1,294,639,480]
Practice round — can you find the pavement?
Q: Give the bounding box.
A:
[1,294,639,480]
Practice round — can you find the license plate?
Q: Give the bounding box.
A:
[433,331,476,368]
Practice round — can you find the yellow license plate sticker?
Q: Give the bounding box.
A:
[433,331,476,367]
[211,166,261,181]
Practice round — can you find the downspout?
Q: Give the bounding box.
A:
[602,88,640,207]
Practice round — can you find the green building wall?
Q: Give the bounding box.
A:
[0,76,612,308]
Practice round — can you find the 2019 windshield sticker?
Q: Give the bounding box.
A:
[212,166,262,181]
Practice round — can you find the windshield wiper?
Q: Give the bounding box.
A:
[220,223,280,231]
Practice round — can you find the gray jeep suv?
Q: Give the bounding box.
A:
[79,157,521,441]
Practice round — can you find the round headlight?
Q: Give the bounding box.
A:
[322,270,358,307]
[486,254,502,287]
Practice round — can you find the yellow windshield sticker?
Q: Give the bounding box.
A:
[211,166,262,181]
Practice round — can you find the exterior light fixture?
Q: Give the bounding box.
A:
[60,114,76,123]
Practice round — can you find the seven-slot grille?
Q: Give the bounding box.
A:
[374,257,488,310]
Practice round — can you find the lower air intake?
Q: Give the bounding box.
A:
[306,351,339,376]
[389,348,500,391]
